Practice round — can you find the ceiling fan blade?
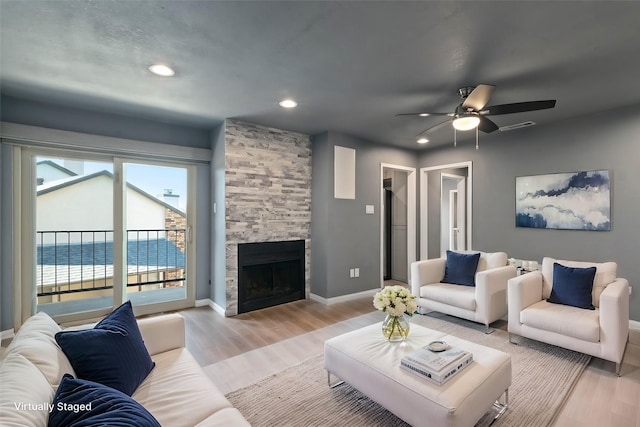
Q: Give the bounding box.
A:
[461,84,495,111]
[416,119,452,137]
[395,112,453,117]
[478,116,499,133]
[481,100,556,116]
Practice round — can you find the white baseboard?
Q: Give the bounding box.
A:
[310,288,379,305]
[195,298,226,316]
[1,328,15,341]
[195,298,211,308]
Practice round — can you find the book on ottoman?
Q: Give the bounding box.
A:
[400,345,473,385]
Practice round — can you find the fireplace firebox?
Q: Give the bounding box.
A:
[237,240,305,314]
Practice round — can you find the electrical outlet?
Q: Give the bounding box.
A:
[350,268,355,278]
[354,268,360,278]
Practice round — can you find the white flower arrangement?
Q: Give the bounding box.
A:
[373,285,418,317]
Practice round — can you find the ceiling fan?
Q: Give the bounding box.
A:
[397,84,556,147]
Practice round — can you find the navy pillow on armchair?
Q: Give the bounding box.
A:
[442,250,481,287]
[548,262,597,310]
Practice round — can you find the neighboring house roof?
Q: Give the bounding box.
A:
[37,239,185,267]
[36,239,185,287]
[37,170,185,216]
[37,160,78,177]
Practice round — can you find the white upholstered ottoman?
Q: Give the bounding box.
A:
[324,323,511,427]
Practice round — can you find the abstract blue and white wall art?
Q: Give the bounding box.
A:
[516,170,610,230]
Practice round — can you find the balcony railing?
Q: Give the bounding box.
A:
[36,229,186,298]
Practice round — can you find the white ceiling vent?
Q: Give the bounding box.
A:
[499,121,536,132]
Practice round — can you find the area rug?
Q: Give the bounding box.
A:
[226,313,591,427]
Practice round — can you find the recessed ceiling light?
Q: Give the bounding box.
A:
[417,138,429,144]
[279,99,298,108]
[148,64,175,77]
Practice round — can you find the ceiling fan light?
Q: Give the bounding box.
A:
[452,116,480,131]
[148,64,175,77]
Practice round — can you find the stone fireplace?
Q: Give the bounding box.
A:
[223,120,312,316]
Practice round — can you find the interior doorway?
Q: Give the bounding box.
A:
[440,173,466,256]
[419,161,472,259]
[380,164,416,286]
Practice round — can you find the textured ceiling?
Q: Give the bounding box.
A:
[1,1,639,149]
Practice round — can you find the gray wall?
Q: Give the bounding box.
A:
[418,104,640,321]
[311,131,417,299]
[1,96,211,148]
[210,122,226,308]
[0,98,214,330]
[195,163,212,300]
[310,133,330,298]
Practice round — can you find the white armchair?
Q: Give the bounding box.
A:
[508,257,629,374]
[410,251,517,333]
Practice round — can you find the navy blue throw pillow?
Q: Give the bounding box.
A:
[548,263,596,310]
[55,301,155,396]
[442,250,481,287]
[49,374,161,427]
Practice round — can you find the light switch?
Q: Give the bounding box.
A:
[365,205,374,214]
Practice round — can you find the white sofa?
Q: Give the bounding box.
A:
[410,251,517,332]
[0,311,250,426]
[508,257,629,374]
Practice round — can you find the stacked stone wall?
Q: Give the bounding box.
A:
[164,208,186,285]
[224,119,312,315]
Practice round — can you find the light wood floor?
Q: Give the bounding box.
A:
[178,297,640,427]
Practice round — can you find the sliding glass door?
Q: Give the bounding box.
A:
[35,156,115,317]
[121,161,189,307]
[25,149,195,322]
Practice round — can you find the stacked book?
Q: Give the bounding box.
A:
[400,345,473,385]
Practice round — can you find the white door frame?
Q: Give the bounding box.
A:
[455,175,466,251]
[419,161,472,259]
[380,163,416,286]
[440,172,466,256]
[449,189,458,250]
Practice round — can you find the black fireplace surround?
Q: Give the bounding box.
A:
[237,240,305,314]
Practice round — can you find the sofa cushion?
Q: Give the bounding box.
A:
[55,301,155,396]
[520,300,600,342]
[548,263,596,310]
[0,352,55,427]
[420,283,477,311]
[194,408,252,427]
[442,250,481,286]
[3,311,75,386]
[133,348,234,426]
[49,374,160,427]
[541,257,616,307]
